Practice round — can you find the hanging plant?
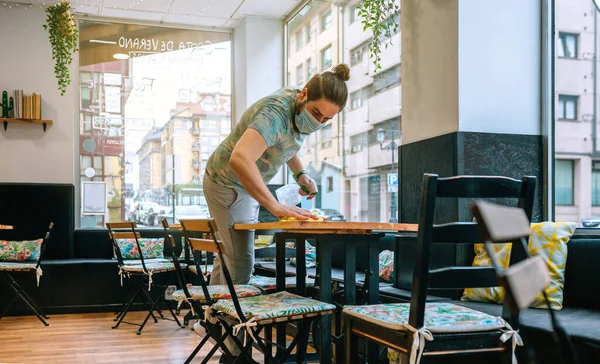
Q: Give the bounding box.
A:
[43,0,79,96]
[356,0,399,74]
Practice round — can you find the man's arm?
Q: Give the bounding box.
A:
[229,129,315,219]
[286,155,304,176]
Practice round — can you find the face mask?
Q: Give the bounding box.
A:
[295,106,324,134]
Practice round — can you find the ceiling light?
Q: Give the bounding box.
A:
[89,39,117,44]
[113,53,130,60]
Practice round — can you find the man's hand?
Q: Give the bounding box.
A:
[268,203,319,220]
[297,174,318,200]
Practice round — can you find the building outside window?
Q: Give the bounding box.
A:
[558,32,577,58]
[592,161,600,206]
[321,45,332,70]
[321,9,332,31]
[306,58,313,80]
[555,160,574,206]
[286,1,401,222]
[557,95,577,120]
[296,30,303,52]
[296,63,304,86]
[78,20,231,227]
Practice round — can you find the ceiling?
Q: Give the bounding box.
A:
[2,0,304,28]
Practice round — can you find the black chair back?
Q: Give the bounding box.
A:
[408,174,536,329]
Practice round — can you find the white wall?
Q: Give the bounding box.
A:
[0,7,76,184]
[458,0,541,135]
[233,16,286,184]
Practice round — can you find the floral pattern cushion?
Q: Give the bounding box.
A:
[212,291,335,323]
[379,250,395,283]
[122,258,171,265]
[462,222,576,310]
[248,275,315,291]
[121,262,181,274]
[172,284,262,303]
[114,238,165,260]
[0,239,43,262]
[189,264,213,276]
[288,241,317,268]
[343,302,506,333]
[0,261,38,271]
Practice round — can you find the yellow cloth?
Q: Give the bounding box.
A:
[461,222,576,310]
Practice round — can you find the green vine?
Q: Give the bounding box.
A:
[357,0,399,74]
[43,0,78,96]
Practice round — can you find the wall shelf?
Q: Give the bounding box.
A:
[1,118,53,132]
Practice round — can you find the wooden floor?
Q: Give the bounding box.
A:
[0,311,261,363]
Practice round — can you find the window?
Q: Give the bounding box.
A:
[350,41,370,67]
[321,9,332,31]
[558,95,577,120]
[306,23,312,43]
[593,161,600,206]
[350,6,360,23]
[558,32,577,58]
[374,66,400,93]
[321,45,332,70]
[296,31,303,52]
[296,63,304,86]
[321,124,333,149]
[286,2,400,222]
[350,85,373,110]
[306,58,313,80]
[350,132,368,153]
[555,160,574,206]
[78,20,231,227]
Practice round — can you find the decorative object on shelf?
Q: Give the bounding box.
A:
[356,0,399,74]
[0,91,14,118]
[43,0,78,96]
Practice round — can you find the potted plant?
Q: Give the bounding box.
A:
[43,0,78,96]
[356,0,400,74]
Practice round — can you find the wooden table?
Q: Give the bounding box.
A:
[235,221,418,363]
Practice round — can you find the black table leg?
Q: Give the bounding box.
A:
[366,234,381,363]
[336,238,356,363]
[275,233,287,360]
[317,237,333,364]
[296,236,306,297]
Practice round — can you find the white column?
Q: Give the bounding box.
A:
[233,16,285,184]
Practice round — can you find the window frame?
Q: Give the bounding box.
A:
[557,94,578,121]
[75,16,233,228]
[557,32,578,59]
[554,159,575,206]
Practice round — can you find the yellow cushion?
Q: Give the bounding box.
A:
[461,222,576,310]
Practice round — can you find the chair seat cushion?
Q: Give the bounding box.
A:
[213,291,335,324]
[122,258,171,265]
[248,275,315,291]
[189,264,213,276]
[343,302,506,333]
[121,262,184,274]
[0,262,37,271]
[172,284,262,303]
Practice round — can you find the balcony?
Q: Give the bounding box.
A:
[367,86,401,125]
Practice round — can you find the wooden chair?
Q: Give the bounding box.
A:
[107,221,183,335]
[181,218,336,364]
[0,222,53,326]
[343,174,536,363]
[471,200,580,364]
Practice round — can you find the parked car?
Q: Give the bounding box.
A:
[580,216,600,228]
[173,205,210,223]
[310,208,345,221]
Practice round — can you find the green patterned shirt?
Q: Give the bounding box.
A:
[205,87,305,189]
